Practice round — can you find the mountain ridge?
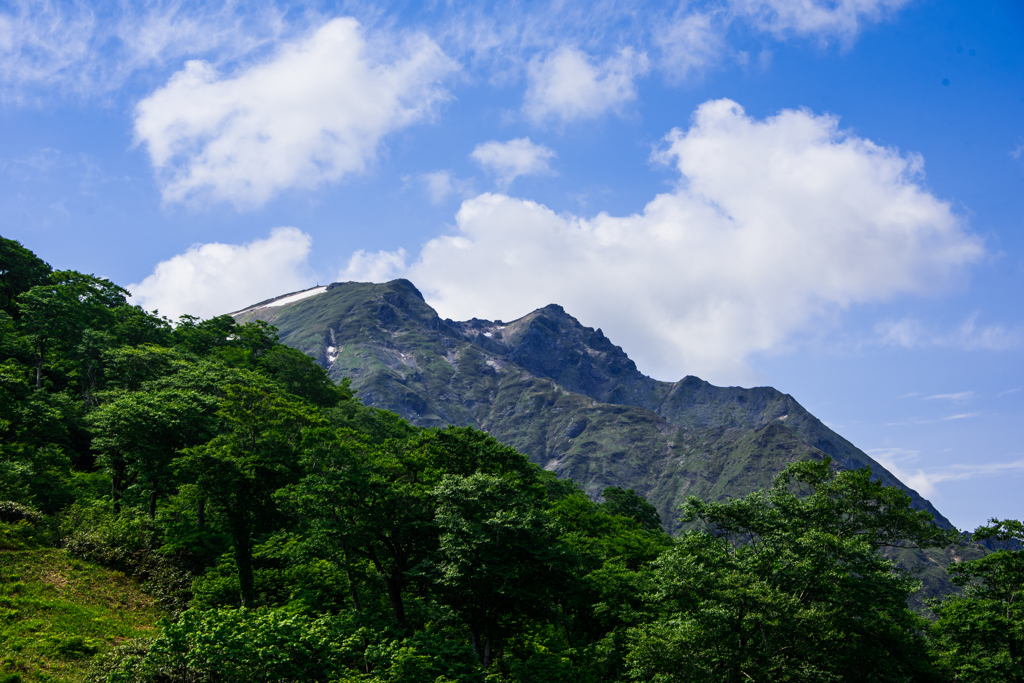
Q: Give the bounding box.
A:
[232,278,953,532]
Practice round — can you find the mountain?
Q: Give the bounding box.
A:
[232,279,953,535]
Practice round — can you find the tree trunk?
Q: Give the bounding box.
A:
[111,460,123,515]
[148,490,158,519]
[341,540,362,612]
[197,498,205,530]
[232,521,256,608]
[384,575,407,630]
[35,343,44,390]
[483,637,492,668]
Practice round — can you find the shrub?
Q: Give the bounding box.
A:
[61,502,193,613]
[0,501,42,524]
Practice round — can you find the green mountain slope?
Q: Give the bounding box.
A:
[233,279,952,533]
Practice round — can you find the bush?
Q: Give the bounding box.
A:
[61,502,193,613]
[0,501,42,524]
[0,502,45,550]
[87,607,481,683]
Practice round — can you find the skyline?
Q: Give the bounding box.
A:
[2,0,1022,530]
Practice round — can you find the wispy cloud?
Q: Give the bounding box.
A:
[0,1,288,102]
[943,412,981,421]
[869,447,1024,500]
[0,0,917,104]
[731,0,912,46]
[926,391,975,403]
[413,170,475,204]
[883,417,936,427]
[876,314,1021,351]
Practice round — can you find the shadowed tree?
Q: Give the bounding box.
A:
[177,378,325,607]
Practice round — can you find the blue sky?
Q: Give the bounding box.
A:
[1,0,1021,530]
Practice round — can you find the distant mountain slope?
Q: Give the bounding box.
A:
[233,279,953,533]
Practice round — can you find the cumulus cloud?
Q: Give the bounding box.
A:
[470,138,556,187]
[523,46,649,124]
[339,248,409,283]
[129,227,314,319]
[134,17,457,207]
[380,99,985,383]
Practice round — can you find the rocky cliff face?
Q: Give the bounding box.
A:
[233,279,953,533]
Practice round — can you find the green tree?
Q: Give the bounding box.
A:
[930,519,1024,682]
[17,270,128,390]
[88,388,218,515]
[286,426,437,629]
[430,471,563,666]
[626,459,953,683]
[177,378,324,607]
[0,235,51,319]
[258,344,346,408]
[599,487,662,532]
[285,425,542,632]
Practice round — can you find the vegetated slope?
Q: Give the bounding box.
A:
[0,549,163,683]
[233,279,953,534]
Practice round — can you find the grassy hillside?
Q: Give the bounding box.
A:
[0,546,163,683]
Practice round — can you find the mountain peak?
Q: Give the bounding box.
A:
[231,279,952,532]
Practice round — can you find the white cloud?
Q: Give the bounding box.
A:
[134,17,457,207]
[470,138,556,187]
[340,248,409,283]
[523,46,649,124]
[129,227,314,319]
[387,99,983,383]
[729,0,912,44]
[655,10,726,82]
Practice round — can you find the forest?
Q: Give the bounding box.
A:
[1,234,1022,683]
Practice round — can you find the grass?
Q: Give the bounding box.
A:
[0,545,164,683]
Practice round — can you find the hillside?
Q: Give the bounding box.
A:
[0,548,163,683]
[233,279,952,533]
